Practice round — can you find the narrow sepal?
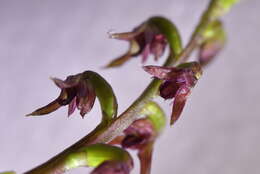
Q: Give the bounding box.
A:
[26,100,61,116]
[170,86,190,125]
[138,143,154,174]
[104,53,132,68]
[68,97,77,117]
[143,65,174,80]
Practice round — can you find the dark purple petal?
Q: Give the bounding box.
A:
[51,75,80,89]
[144,27,155,44]
[91,161,131,174]
[76,81,96,118]
[68,97,77,117]
[143,66,175,80]
[170,86,190,125]
[122,135,145,149]
[159,80,180,99]
[57,89,77,106]
[141,44,150,63]
[150,34,167,61]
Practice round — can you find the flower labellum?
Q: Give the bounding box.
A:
[143,62,203,125]
[105,21,167,68]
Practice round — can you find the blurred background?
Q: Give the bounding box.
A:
[0,0,259,173]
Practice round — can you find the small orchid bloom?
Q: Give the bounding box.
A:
[27,71,118,120]
[27,74,96,118]
[109,101,166,174]
[109,119,156,174]
[121,120,155,174]
[143,62,202,125]
[106,22,167,68]
[109,101,165,150]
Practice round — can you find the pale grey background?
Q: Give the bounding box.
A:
[0,0,259,173]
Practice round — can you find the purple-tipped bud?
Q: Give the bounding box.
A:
[199,20,226,67]
[199,38,225,66]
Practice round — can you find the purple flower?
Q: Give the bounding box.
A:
[106,23,167,67]
[143,62,202,124]
[27,74,96,118]
[121,119,156,150]
[109,118,157,174]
